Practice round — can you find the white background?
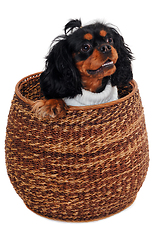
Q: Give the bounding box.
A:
[1,0,160,239]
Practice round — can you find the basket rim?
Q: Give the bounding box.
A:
[15,72,138,110]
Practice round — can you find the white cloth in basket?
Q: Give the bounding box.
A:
[63,81,118,106]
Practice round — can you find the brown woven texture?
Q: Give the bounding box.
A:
[5,72,149,222]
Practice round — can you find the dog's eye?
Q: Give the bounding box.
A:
[106,38,113,44]
[81,44,91,53]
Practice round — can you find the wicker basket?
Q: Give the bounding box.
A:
[5,72,149,222]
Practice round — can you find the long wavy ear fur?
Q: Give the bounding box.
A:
[109,27,134,87]
[40,38,82,99]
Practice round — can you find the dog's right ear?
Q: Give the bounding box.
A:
[40,38,82,100]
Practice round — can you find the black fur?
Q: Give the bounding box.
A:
[64,19,82,35]
[40,39,82,99]
[40,19,133,100]
[108,26,133,87]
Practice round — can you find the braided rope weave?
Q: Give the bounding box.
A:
[5,72,149,221]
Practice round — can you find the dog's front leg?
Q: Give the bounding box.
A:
[32,99,68,119]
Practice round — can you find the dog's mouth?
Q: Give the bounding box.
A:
[87,59,114,75]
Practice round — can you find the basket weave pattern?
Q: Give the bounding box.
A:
[5,73,149,221]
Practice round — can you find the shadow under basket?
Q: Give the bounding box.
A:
[5,72,149,222]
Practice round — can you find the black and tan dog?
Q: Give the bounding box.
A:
[33,19,133,118]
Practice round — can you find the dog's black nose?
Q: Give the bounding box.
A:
[100,44,111,53]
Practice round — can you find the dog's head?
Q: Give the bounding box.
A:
[40,19,133,99]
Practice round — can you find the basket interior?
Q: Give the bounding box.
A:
[19,75,44,102]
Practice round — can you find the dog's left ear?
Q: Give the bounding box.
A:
[109,27,134,87]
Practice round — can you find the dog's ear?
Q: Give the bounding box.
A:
[40,39,82,99]
[109,27,134,87]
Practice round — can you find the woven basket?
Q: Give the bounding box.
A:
[5,72,149,222]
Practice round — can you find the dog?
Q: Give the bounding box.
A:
[32,19,133,118]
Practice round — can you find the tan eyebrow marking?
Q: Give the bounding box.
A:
[100,30,107,37]
[84,33,93,40]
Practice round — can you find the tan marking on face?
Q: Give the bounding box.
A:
[76,49,104,76]
[76,46,118,93]
[84,33,93,40]
[100,30,107,37]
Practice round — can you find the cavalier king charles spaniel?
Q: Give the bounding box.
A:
[32,19,133,118]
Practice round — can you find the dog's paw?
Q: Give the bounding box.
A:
[32,99,68,119]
